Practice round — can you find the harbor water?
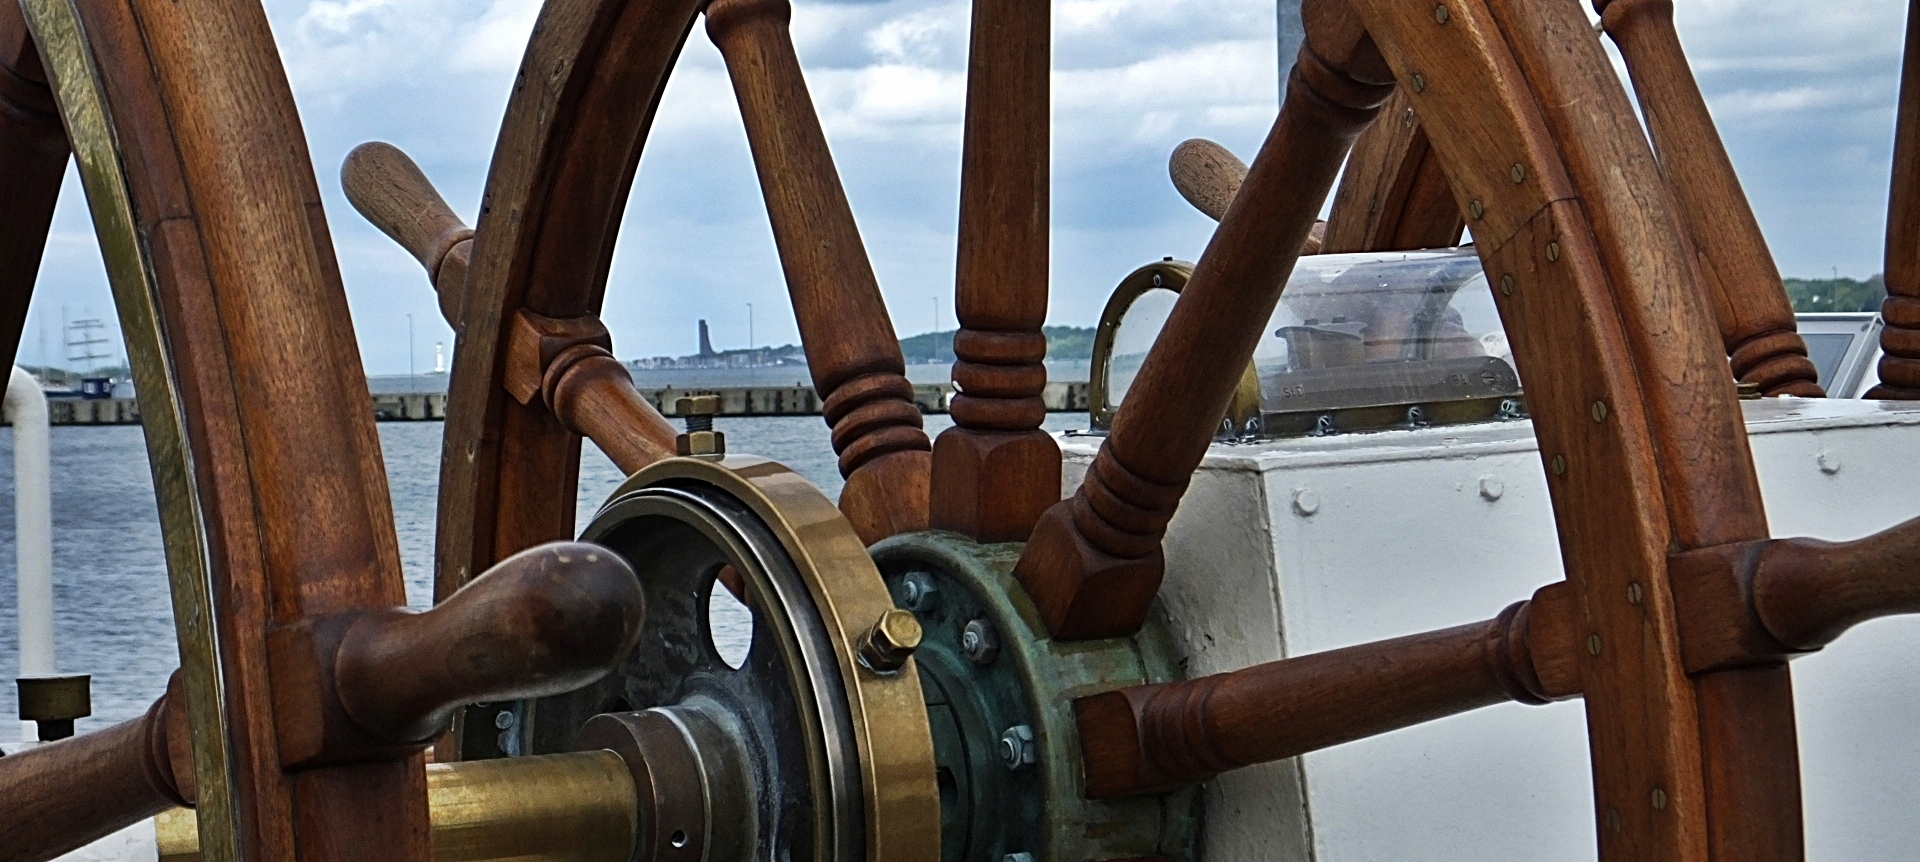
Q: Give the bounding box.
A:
[0,413,1086,737]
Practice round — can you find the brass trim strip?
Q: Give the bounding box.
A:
[19,3,241,860]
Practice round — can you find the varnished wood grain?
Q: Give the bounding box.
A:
[1077,599,1573,798]
[1015,0,1393,640]
[1871,0,1920,399]
[0,686,190,862]
[0,3,66,372]
[707,0,931,544]
[270,542,644,767]
[1752,516,1920,650]
[76,0,430,855]
[1322,88,1464,252]
[1168,138,1246,221]
[931,0,1058,542]
[340,142,472,325]
[1596,0,1821,397]
[1168,138,1327,250]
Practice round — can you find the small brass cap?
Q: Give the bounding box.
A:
[859,609,923,672]
[17,675,90,721]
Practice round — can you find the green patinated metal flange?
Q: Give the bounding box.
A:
[869,532,1198,862]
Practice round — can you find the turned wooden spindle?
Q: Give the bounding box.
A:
[342,144,679,471]
[342,142,473,326]
[1750,517,1920,651]
[1169,139,1327,253]
[1322,89,1463,253]
[707,0,932,544]
[1077,591,1580,798]
[1595,0,1823,397]
[1870,1,1920,399]
[0,3,68,376]
[1015,0,1394,640]
[930,0,1058,542]
[270,541,645,767]
[0,680,192,862]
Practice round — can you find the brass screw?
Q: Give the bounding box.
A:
[1606,808,1622,833]
[1587,634,1603,656]
[1628,582,1643,605]
[1552,454,1567,476]
[1546,241,1562,262]
[859,608,923,672]
[1469,199,1485,219]
[1434,3,1451,23]
[1402,107,1416,126]
[1500,274,1515,296]
[1412,72,1427,93]
[1651,788,1668,811]
[1591,400,1609,422]
[1511,163,1527,183]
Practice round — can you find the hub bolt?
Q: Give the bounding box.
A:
[859,608,923,673]
[999,724,1037,771]
[674,395,725,456]
[962,618,1000,665]
[900,572,937,611]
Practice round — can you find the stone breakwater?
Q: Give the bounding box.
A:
[27,381,1094,425]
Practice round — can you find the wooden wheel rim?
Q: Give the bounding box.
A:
[1344,0,1781,857]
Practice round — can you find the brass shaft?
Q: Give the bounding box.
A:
[157,751,637,862]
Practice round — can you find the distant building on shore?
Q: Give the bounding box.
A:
[629,318,803,371]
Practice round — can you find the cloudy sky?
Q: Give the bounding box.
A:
[26,0,1913,375]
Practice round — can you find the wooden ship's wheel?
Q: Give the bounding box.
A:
[5,0,1920,860]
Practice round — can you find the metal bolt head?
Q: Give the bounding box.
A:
[1546,241,1562,262]
[962,618,1001,665]
[493,710,516,730]
[1651,787,1668,810]
[859,608,923,673]
[900,572,937,611]
[1591,400,1609,422]
[1434,3,1451,23]
[676,430,726,456]
[675,394,721,417]
[1552,454,1567,476]
[1412,72,1427,93]
[1469,199,1485,219]
[1291,487,1320,516]
[1478,475,1504,502]
[999,724,1038,770]
[1587,633,1603,656]
[1511,162,1527,183]
[1628,582,1644,605]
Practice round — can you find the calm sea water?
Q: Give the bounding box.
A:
[0,413,1085,736]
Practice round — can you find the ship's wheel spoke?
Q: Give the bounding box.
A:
[1594,0,1821,397]
[342,143,680,475]
[928,0,1060,543]
[1871,1,1920,399]
[705,0,932,545]
[1014,0,1396,641]
[1322,87,1464,252]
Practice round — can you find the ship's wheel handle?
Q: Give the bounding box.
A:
[0,542,643,861]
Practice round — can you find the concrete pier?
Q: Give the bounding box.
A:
[28,382,1092,426]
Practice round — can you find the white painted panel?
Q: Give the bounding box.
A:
[1061,399,1920,862]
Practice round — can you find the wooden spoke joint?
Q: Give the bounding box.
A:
[503,310,678,474]
[1672,515,1920,672]
[1077,582,1582,799]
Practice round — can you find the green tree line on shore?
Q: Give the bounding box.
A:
[1784,274,1886,313]
[898,326,1097,363]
